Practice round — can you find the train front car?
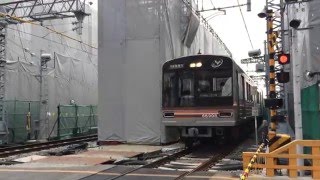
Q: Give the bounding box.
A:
[162,55,253,145]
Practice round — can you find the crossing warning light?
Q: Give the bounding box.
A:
[265,98,283,109]
[278,53,290,65]
[277,71,290,83]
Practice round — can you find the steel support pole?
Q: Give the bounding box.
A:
[292,29,304,176]
[267,10,277,131]
[0,24,7,144]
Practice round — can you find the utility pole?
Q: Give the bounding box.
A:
[0,23,7,143]
[290,17,304,177]
[39,52,51,139]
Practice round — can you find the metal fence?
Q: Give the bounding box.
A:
[49,104,97,140]
[4,100,97,143]
[6,100,40,143]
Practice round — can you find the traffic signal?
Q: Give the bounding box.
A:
[278,53,290,65]
[277,71,290,83]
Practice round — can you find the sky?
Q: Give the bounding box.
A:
[198,0,267,91]
[198,0,266,68]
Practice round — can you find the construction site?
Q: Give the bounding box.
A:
[0,0,319,180]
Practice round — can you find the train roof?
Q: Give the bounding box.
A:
[164,54,232,64]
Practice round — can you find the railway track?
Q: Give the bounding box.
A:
[99,142,238,180]
[0,134,97,158]
[172,144,236,179]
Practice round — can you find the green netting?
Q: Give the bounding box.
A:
[5,101,96,143]
[301,84,320,140]
[5,100,40,143]
[56,105,97,139]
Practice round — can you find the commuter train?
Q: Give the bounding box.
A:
[162,55,263,144]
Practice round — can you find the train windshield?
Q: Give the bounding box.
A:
[163,70,233,107]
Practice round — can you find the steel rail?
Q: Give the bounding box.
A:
[174,145,237,180]
[104,148,191,180]
[0,134,97,158]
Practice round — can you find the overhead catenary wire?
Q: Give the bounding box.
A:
[236,0,254,49]
[181,0,232,57]
[16,25,30,63]
[6,39,98,88]
[0,12,97,50]
[6,27,97,57]
[209,0,215,8]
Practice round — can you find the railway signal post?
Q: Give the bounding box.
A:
[264,9,291,153]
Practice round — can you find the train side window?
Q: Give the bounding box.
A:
[242,76,246,100]
[248,84,251,101]
[246,82,250,101]
[239,75,244,100]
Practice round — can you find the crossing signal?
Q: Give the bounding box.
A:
[278,53,290,65]
[277,71,290,83]
[265,98,283,109]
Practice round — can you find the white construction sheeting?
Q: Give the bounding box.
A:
[98,0,231,144]
[284,1,320,89]
[3,4,98,139]
[282,1,320,137]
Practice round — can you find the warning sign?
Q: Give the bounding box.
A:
[252,106,259,116]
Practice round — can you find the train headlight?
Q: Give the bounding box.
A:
[190,63,196,68]
[196,62,202,67]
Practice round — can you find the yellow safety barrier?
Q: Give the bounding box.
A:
[242,140,320,179]
[240,143,265,180]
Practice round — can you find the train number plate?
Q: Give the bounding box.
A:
[201,113,217,118]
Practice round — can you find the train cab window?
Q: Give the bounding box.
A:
[198,80,211,96]
[162,57,234,107]
[197,71,231,98]
[180,76,194,106]
[221,78,232,96]
[181,79,193,95]
[163,72,176,107]
[208,77,232,97]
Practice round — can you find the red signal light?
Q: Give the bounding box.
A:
[278,54,290,65]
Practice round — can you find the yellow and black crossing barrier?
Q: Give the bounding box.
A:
[240,143,265,180]
[268,131,291,152]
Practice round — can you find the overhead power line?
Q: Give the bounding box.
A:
[7,27,97,56]
[236,0,254,49]
[181,0,232,57]
[209,0,215,8]
[0,12,97,50]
